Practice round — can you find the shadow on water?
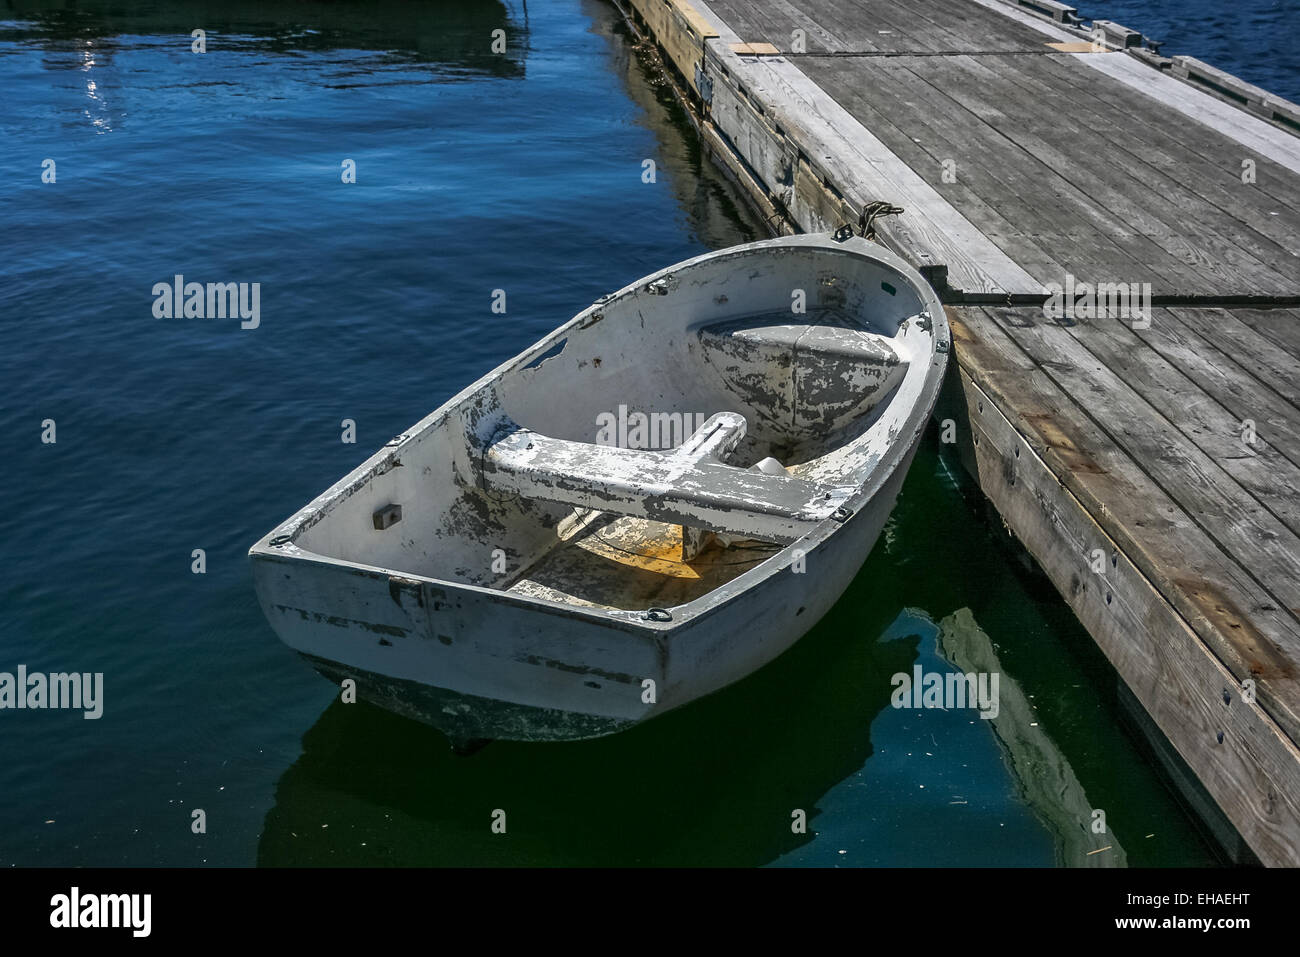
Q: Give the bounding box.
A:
[582,0,766,249]
[256,422,1223,866]
[258,592,920,867]
[1,0,529,75]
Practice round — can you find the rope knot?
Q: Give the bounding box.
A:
[833,201,904,242]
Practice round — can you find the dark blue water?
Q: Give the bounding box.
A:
[1083,0,1299,101]
[2,0,1270,866]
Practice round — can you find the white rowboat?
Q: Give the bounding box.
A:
[249,234,949,746]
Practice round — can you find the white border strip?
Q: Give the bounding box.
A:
[1080,53,1300,174]
[968,0,1300,168]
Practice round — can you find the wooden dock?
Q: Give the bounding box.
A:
[620,0,1300,865]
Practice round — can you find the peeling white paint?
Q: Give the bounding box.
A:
[249,235,948,742]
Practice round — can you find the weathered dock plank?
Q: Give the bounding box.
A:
[993,310,1300,540]
[625,0,1300,863]
[1168,308,1300,410]
[706,0,1054,53]
[949,306,1300,742]
[704,42,1045,294]
[1234,307,1300,359]
[944,322,1300,866]
[1128,309,1300,469]
[1018,56,1300,224]
[1077,53,1300,175]
[795,51,1300,295]
[805,56,1182,289]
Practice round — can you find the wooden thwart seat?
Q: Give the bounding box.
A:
[483,412,854,545]
[696,313,909,437]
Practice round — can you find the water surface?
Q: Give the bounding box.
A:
[0,0,1236,866]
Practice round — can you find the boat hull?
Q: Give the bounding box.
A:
[253,440,917,742]
[250,234,947,744]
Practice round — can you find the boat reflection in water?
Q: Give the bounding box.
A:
[257,589,1124,866]
[257,594,922,867]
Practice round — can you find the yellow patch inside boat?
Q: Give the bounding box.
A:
[581,526,703,579]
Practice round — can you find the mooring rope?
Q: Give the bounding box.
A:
[858,200,905,240]
[835,201,904,242]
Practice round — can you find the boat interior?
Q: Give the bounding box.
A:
[290,243,935,611]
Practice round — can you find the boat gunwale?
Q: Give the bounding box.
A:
[248,234,949,633]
